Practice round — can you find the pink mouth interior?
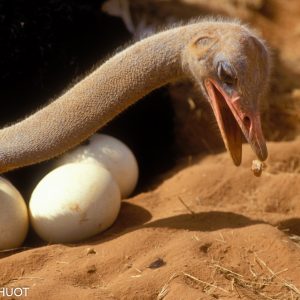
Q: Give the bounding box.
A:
[205,80,244,166]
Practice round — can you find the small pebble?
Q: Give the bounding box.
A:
[87,264,97,273]
[148,258,166,269]
[199,242,212,254]
[86,247,96,255]
[251,160,264,177]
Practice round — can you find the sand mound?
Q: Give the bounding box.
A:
[1,141,300,299]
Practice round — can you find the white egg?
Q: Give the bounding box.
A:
[29,159,121,243]
[58,134,138,198]
[0,177,28,250]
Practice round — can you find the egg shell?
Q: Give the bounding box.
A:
[0,177,28,250]
[29,159,121,243]
[58,134,138,198]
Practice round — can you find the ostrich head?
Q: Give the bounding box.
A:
[184,22,270,165]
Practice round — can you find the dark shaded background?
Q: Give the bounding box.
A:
[0,0,176,198]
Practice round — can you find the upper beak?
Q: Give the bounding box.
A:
[204,78,268,166]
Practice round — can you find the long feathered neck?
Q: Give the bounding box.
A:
[0,23,203,172]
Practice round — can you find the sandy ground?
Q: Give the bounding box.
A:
[1,141,300,299]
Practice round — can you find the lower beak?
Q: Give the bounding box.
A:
[239,111,268,162]
[205,79,268,165]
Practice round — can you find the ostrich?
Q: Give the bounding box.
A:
[0,19,270,173]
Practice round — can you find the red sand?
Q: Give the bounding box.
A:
[1,142,300,299]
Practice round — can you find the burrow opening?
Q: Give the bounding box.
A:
[0,2,202,247]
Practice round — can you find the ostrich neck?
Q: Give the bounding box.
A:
[0,24,200,172]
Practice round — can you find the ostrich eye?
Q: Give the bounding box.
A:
[217,61,237,85]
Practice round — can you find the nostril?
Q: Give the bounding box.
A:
[243,116,251,131]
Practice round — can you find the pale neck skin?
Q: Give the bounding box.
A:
[0,23,203,172]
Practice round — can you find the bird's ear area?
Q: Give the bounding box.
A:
[249,36,268,58]
[188,36,217,60]
[248,36,270,72]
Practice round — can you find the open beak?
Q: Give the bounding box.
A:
[204,78,268,166]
